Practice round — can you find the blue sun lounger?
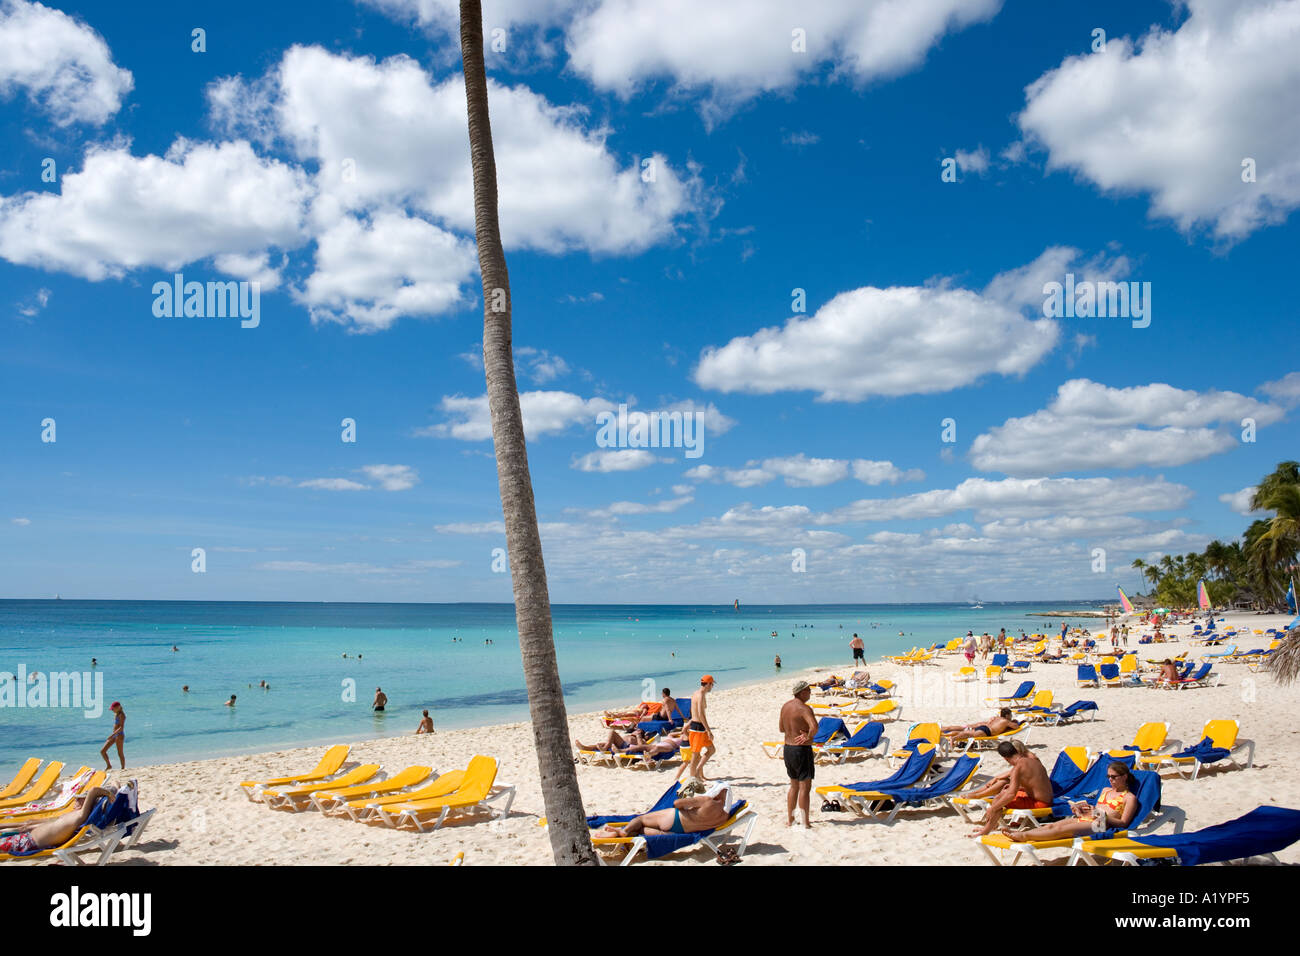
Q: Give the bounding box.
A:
[1069,805,1300,866]
[847,754,982,822]
[816,720,888,763]
[637,697,691,737]
[980,768,1164,866]
[587,782,756,865]
[1076,664,1099,687]
[815,744,937,805]
[1040,700,1099,725]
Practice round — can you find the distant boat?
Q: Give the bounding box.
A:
[734,598,740,611]
[53,594,62,600]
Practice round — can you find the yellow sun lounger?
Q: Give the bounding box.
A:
[951,666,979,682]
[370,755,515,832]
[888,723,941,767]
[239,745,351,801]
[0,758,43,801]
[0,768,101,821]
[346,769,466,821]
[311,765,434,814]
[1134,719,1254,780]
[1107,721,1175,759]
[837,700,901,722]
[0,761,64,810]
[262,763,382,810]
[946,722,1030,754]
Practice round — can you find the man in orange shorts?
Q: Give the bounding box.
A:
[966,740,1052,836]
[684,675,716,782]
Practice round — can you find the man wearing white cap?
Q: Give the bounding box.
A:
[780,680,819,828]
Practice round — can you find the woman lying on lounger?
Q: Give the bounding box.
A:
[576,729,686,757]
[1000,764,1138,842]
[943,709,1020,741]
[0,785,117,856]
[592,787,731,838]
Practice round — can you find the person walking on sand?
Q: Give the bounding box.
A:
[850,633,865,664]
[373,687,387,712]
[415,709,435,734]
[780,680,819,828]
[99,701,125,770]
[684,675,716,782]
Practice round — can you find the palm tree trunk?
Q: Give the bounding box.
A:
[458,0,596,865]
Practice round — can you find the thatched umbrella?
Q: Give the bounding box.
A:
[1266,624,1300,684]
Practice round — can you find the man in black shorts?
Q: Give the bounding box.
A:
[779,680,820,828]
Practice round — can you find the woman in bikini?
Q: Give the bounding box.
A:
[1001,763,1139,842]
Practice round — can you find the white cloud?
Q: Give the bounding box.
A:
[694,258,1061,401]
[671,484,693,496]
[761,455,849,487]
[0,140,311,281]
[515,347,571,383]
[970,379,1285,475]
[1260,371,1300,406]
[423,390,615,441]
[10,517,31,525]
[435,520,506,535]
[1219,486,1263,516]
[0,0,133,125]
[213,46,698,256]
[687,455,923,488]
[852,459,926,485]
[575,495,695,519]
[298,478,368,491]
[981,245,1130,314]
[360,464,419,491]
[1018,0,1300,239]
[572,450,665,472]
[565,0,1003,121]
[15,286,49,319]
[296,209,476,330]
[818,476,1192,525]
[953,146,990,176]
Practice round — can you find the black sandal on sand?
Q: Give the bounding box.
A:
[716,847,741,865]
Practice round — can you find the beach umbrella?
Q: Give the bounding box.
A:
[1267,622,1300,685]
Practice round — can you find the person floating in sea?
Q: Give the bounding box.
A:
[373,687,387,713]
[182,685,189,693]
[225,695,236,707]
[90,658,97,667]
[416,710,435,734]
[99,701,125,771]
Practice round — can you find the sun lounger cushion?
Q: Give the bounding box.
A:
[1122,806,1300,865]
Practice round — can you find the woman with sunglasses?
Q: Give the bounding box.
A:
[1000,761,1139,842]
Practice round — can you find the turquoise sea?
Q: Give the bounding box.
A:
[0,600,1108,769]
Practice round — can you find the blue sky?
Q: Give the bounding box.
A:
[2,0,1298,603]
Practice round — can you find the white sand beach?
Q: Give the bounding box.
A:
[12,612,1300,866]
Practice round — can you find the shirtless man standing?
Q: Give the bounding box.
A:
[850,633,865,664]
[967,740,1052,836]
[685,676,716,781]
[780,680,820,828]
[592,786,731,839]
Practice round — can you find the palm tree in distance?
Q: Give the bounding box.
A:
[457,0,596,864]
